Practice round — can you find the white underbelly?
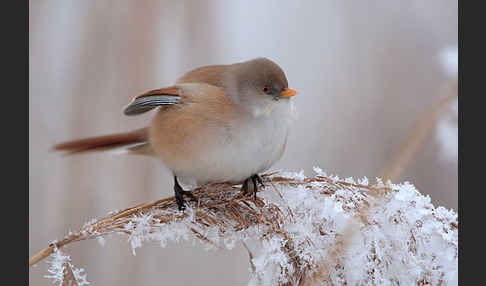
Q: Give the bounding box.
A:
[154,100,294,186]
[177,120,288,185]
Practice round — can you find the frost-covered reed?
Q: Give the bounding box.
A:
[31,169,457,285]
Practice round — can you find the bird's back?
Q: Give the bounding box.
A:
[176,64,228,87]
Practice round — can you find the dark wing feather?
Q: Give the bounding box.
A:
[123,86,182,116]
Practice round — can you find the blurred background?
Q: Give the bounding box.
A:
[29,1,457,285]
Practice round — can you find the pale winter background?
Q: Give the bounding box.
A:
[29,1,458,285]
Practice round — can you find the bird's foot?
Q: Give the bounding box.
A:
[241,178,250,196]
[175,187,194,211]
[253,174,265,189]
[174,176,195,211]
[241,174,265,200]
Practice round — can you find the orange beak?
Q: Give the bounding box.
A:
[279,88,297,98]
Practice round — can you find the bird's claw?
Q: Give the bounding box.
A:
[174,176,195,211]
[241,174,265,200]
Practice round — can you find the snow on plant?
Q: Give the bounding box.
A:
[45,247,90,286]
[35,169,457,285]
[436,45,458,164]
[440,46,458,80]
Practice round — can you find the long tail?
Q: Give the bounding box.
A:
[53,128,152,155]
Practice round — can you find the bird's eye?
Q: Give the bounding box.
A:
[262,85,271,94]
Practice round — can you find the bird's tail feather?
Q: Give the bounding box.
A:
[53,128,152,155]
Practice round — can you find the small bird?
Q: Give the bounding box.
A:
[54,58,297,210]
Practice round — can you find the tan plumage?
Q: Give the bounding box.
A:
[149,84,240,172]
[176,64,227,86]
[54,58,297,210]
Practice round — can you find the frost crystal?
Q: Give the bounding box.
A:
[439,46,458,79]
[436,46,458,163]
[39,169,457,285]
[45,248,90,286]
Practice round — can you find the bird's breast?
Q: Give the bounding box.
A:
[150,101,293,185]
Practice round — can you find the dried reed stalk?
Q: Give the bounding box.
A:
[380,82,458,182]
[31,171,457,285]
[29,173,381,268]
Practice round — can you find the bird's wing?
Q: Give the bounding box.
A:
[123,86,182,116]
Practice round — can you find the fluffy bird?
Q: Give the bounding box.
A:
[54,58,297,210]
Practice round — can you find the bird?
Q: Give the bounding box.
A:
[53,57,297,211]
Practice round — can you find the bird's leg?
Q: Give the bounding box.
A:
[174,176,195,211]
[253,174,265,189]
[240,174,265,199]
[251,176,258,199]
[241,177,250,196]
[250,174,265,199]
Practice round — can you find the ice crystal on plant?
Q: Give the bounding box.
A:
[40,169,457,285]
[440,46,458,79]
[436,45,458,163]
[45,248,89,286]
